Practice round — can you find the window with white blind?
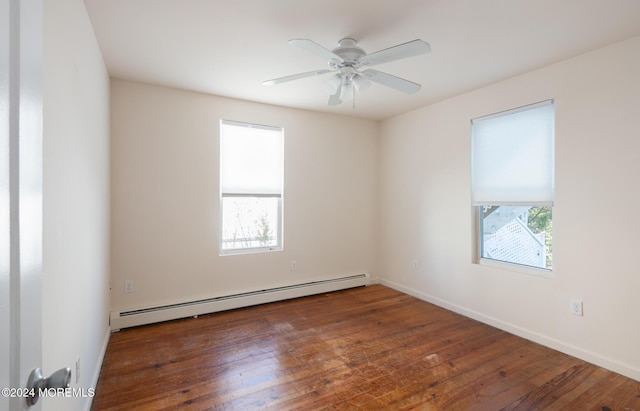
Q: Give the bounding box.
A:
[471,100,555,270]
[219,120,283,254]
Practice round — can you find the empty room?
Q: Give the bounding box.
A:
[3,0,640,410]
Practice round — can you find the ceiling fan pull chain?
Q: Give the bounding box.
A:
[352,84,356,109]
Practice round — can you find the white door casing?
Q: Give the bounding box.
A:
[1,0,43,410]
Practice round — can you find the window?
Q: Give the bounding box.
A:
[220,120,283,254]
[471,100,554,270]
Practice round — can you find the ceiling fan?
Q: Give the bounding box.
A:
[263,38,431,107]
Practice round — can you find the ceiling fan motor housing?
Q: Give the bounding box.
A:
[331,38,366,68]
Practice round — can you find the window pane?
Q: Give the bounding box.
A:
[481,205,552,269]
[221,197,280,250]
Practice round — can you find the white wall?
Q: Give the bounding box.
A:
[378,35,640,380]
[110,80,378,312]
[42,0,110,410]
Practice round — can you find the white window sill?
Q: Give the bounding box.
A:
[220,246,282,256]
[478,257,553,278]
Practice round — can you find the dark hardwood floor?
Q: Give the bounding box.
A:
[91,285,640,410]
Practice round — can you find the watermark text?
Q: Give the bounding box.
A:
[2,387,95,398]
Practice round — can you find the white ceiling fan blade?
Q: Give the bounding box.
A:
[263,69,332,85]
[361,69,421,94]
[328,84,342,106]
[360,39,431,66]
[289,39,344,65]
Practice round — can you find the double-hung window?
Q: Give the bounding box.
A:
[471,100,555,270]
[219,120,283,255]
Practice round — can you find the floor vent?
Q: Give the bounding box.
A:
[110,273,369,330]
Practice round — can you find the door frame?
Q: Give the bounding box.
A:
[1,0,43,409]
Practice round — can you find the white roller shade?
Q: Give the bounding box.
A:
[220,120,283,196]
[471,100,554,206]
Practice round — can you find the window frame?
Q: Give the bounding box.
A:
[476,244,554,277]
[219,120,284,256]
[475,205,553,274]
[471,100,555,275]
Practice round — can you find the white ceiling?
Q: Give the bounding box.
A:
[83,0,640,120]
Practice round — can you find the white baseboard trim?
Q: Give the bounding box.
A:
[84,326,110,411]
[379,278,640,382]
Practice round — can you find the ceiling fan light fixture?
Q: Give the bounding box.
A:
[353,75,371,92]
[324,74,342,95]
[340,82,354,101]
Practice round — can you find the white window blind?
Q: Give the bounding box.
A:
[471,100,555,206]
[220,120,283,196]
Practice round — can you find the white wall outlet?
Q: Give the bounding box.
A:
[412,259,418,270]
[124,280,134,293]
[570,299,583,316]
[290,260,297,271]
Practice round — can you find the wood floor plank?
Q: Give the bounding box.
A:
[91,285,639,410]
[557,372,629,411]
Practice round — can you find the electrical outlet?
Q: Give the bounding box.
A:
[124,280,134,293]
[570,299,583,316]
[291,260,297,271]
[412,259,418,270]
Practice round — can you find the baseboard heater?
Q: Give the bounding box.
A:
[110,273,370,331]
